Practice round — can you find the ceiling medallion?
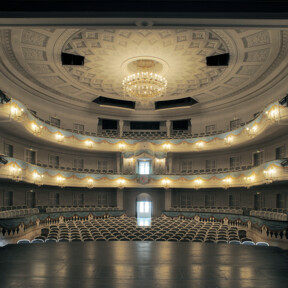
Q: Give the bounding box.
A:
[122,59,167,101]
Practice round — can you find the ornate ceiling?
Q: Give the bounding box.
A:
[0,28,287,112]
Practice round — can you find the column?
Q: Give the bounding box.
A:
[94,117,99,136]
[119,119,124,137]
[167,154,173,174]
[166,120,171,138]
[117,188,124,210]
[165,188,172,210]
[116,153,121,174]
[190,118,193,134]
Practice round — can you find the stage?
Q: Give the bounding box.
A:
[0,242,287,288]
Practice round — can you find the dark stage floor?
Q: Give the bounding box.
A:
[0,242,287,288]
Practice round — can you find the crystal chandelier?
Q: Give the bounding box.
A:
[122,72,167,100]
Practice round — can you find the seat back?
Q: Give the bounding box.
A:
[17,239,30,244]
[31,239,44,243]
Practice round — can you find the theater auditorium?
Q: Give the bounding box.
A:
[0,1,288,287]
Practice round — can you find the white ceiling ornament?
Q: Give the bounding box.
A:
[60,29,232,100]
[122,59,168,101]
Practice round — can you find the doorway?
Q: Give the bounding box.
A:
[254,193,261,210]
[136,193,152,227]
[26,191,36,208]
[136,201,152,226]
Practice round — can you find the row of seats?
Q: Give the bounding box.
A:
[98,130,119,138]
[122,131,168,139]
[177,166,253,175]
[261,208,287,213]
[0,208,39,219]
[30,216,256,244]
[36,163,115,174]
[33,113,254,141]
[46,206,119,213]
[63,128,226,140]
[17,238,268,246]
[32,164,255,176]
[169,207,243,215]
[0,206,29,212]
[250,210,287,221]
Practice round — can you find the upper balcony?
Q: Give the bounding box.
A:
[0,156,286,189]
[0,98,288,154]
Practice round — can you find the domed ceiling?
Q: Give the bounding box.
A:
[0,28,287,112]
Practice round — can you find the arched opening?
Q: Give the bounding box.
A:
[136,193,152,226]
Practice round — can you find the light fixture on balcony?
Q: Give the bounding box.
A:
[10,166,22,181]
[119,143,126,152]
[162,178,170,189]
[266,107,280,122]
[87,178,94,189]
[122,59,167,101]
[10,106,23,120]
[194,179,203,190]
[224,135,233,146]
[55,133,64,143]
[263,168,275,184]
[244,174,255,188]
[31,123,43,136]
[246,125,258,138]
[223,177,232,189]
[85,139,93,149]
[195,141,204,150]
[118,178,125,189]
[127,157,134,163]
[33,172,43,186]
[56,176,65,187]
[163,143,171,152]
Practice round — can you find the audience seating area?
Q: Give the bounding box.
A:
[33,108,257,141]
[0,206,29,211]
[28,216,255,244]
[0,208,39,219]
[33,164,257,175]
[122,131,167,139]
[30,165,258,176]
[46,206,119,213]
[35,163,116,174]
[169,207,243,215]
[98,130,119,138]
[250,209,288,221]
[174,165,253,175]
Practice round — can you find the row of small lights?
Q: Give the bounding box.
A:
[8,104,281,151]
[29,124,257,150]
[161,168,276,189]
[7,165,277,188]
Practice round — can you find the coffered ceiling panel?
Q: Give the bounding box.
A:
[0,28,286,112]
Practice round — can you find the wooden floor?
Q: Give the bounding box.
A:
[0,242,287,288]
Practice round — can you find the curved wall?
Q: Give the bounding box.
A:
[1,129,287,176]
[0,181,287,216]
[1,99,288,155]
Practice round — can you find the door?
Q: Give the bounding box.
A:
[26,191,36,208]
[254,194,261,210]
[136,201,152,226]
